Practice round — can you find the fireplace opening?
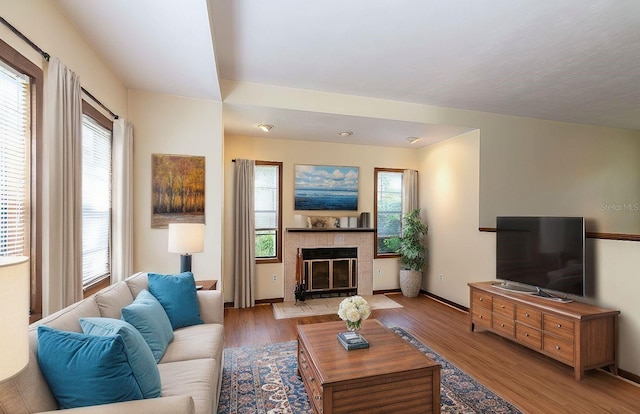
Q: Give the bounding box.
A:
[302,247,357,298]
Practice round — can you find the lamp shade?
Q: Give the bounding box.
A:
[0,256,29,381]
[168,223,205,254]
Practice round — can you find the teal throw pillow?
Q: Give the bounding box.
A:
[37,325,143,409]
[80,317,161,398]
[148,272,204,330]
[121,289,174,362]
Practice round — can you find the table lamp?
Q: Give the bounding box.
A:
[168,223,205,273]
[0,256,29,381]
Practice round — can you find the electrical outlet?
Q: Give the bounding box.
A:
[439,274,444,282]
[272,275,277,281]
[377,269,382,276]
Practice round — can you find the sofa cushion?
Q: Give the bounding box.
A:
[158,359,217,414]
[94,282,134,319]
[80,317,162,399]
[121,289,174,362]
[148,272,204,329]
[37,326,143,409]
[161,323,224,364]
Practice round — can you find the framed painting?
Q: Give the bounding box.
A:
[151,154,205,228]
[294,164,359,211]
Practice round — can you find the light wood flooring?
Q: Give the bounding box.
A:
[223,293,640,414]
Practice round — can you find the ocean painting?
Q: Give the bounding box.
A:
[295,165,359,211]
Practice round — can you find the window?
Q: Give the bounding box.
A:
[81,105,112,287]
[0,39,43,320]
[254,161,282,262]
[374,168,403,256]
[0,61,30,257]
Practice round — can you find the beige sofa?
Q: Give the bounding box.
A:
[0,272,224,414]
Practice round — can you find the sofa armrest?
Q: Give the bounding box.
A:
[36,395,194,414]
[197,289,224,325]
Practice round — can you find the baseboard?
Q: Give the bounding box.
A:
[422,290,469,312]
[618,368,640,385]
[373,288,402,295]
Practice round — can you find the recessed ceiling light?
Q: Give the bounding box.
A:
[258,123,274,132]
[339,131,353,137]
[406,136,420,144]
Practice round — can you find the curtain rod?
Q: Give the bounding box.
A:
[1,16,119,120]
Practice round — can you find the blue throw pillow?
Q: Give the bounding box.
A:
[80,317,161,399]
[148,272,204,329]
[121,289,174,362]
[37,325,143,409]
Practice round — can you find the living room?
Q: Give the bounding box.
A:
[1,1,640,413]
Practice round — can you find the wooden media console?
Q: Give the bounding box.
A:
[469,281,619,380]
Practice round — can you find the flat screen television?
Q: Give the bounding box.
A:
[495,216,585,300]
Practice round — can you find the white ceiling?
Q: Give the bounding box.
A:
[54,0,640,148]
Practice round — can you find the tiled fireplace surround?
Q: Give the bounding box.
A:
[284,229,374,302]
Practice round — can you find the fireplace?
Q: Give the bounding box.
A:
[302,247,358,296]
[284,228,375,302]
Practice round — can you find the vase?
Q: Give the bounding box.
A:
[400,269,421,297]
[346,319,362,331]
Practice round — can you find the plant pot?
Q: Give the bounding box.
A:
[399,269,422,297]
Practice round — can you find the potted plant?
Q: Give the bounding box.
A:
[384,208,428,297]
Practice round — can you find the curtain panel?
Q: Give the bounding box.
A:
[111,118,134,283]
[233,159,256,308]
[42,58,83,315]
[402,169,418,215]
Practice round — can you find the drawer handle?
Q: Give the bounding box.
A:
[525,313,530,317]
[310,376,315,382]
[525,333,529,337]
[557,324,562,328]
[315,396,322,401]
[479,298,483,301]
[501,305,505,309]
[555,345,561,350]
[479,315,483,318]
[501,323,505,327]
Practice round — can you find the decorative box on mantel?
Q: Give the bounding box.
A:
[284,228,375,302]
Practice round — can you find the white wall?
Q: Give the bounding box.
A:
[418,131,494,306]
[129,90,224,282]
[0,0,128,117]
[223,135,415,303]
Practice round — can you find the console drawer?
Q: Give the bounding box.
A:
[543,314,575,341]
[493,298,515,318]
[473,291,492,310]
[472,307,492,328]
[493,314,515,337]
[544,335,574,364]
[516,323,542,349]
[516,305,542,329]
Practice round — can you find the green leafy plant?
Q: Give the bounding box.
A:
[383,208,428,271]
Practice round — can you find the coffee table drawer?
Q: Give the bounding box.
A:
[298,341,324,413]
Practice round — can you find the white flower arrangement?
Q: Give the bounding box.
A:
[337,296,371,331]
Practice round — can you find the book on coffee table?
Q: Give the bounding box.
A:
[337,331,369,350]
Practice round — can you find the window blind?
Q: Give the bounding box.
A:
[81,114,112,286]
[0,62,29,257]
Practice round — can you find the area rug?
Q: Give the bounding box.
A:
[272,295,402,319]
[217,327,522,414]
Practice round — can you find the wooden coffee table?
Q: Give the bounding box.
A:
[297,319,441,414]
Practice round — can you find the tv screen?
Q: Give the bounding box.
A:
[496,216,585,297]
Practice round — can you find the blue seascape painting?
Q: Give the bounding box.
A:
[295,165,359,211]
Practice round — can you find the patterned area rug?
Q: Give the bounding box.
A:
[217,327,522,414]
[272,295,402,320]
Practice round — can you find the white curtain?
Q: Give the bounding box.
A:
[233,159,256,308]
[402,169,419,215]
[111,118,134,283]
[42,58,83,315]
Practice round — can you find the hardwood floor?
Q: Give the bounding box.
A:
[223,293,640,414]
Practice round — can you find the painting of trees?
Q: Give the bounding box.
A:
[152,154,205,227]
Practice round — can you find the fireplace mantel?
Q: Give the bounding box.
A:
[286,227,375,233]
